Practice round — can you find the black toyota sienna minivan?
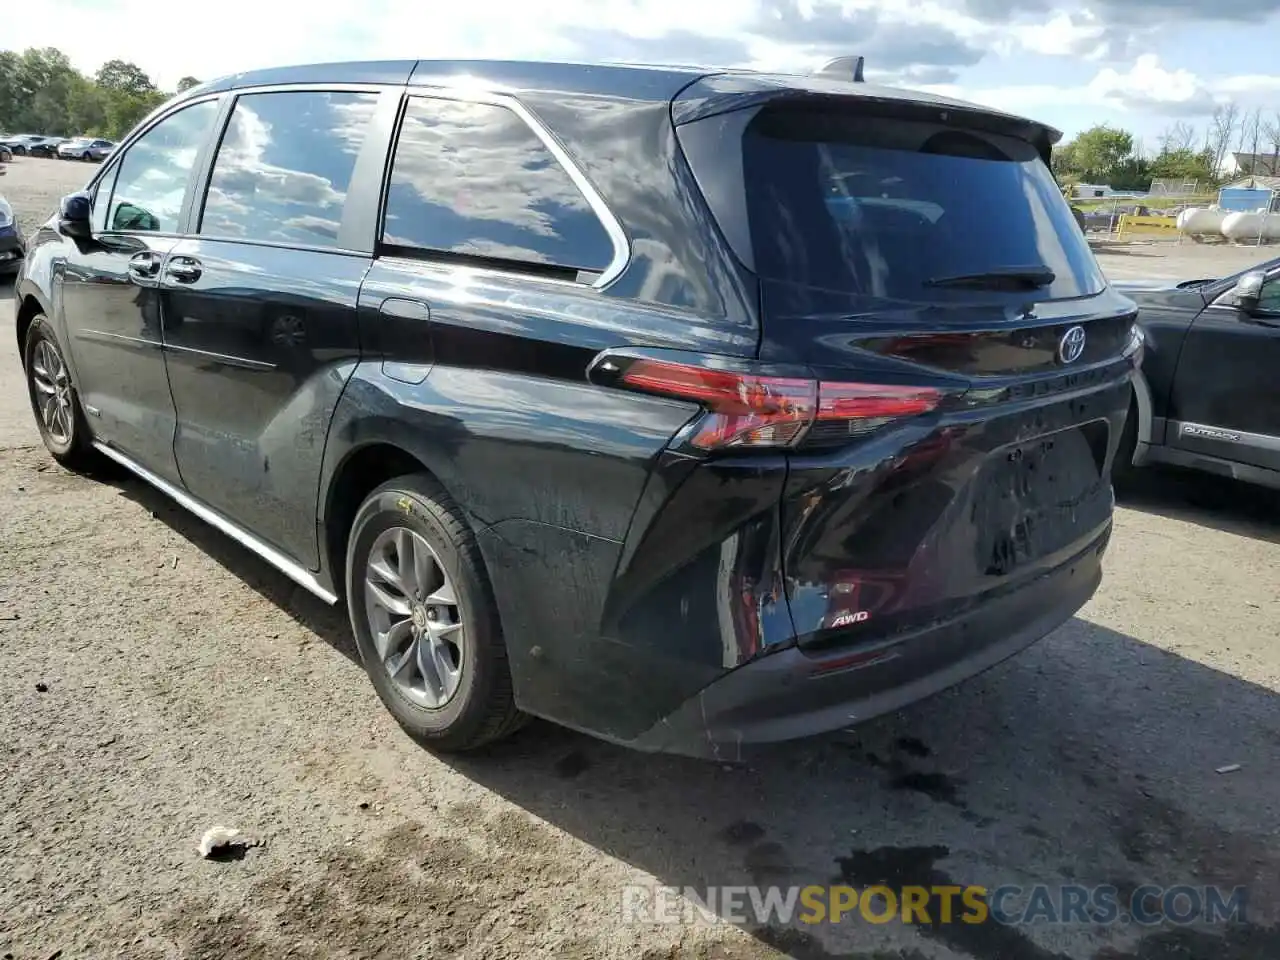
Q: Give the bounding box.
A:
[14,57,1141,758]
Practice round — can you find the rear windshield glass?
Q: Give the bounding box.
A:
[743,108,1105,303]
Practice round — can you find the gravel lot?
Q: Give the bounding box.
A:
[2,156,1278,960]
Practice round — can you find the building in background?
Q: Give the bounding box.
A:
[1218,176,1280,213]
[1221,152,1280,179]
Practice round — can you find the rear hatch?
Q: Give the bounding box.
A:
[680,95,1139,647]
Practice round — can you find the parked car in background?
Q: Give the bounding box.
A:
[0,145,11,163]
[1111,256,1280,490]
[28,137,66,158]
[12,57,1141,758]
[0,194,24,277]
[1,134,58,156]
[57,137,115,162]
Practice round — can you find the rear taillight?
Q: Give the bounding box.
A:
[606,356,941,451]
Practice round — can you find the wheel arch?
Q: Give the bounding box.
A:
[322,441,430,598]
[1130,365,1156,466]
[15,292,50,367]
[319,435,485,602]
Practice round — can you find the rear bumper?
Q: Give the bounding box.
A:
[480,357,1130,754]
[630,521,1109,759]
[0,230,24,274]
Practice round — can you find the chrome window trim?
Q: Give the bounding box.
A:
[394,85,631,290]
[196,86,387,248]
[83,90,227,196]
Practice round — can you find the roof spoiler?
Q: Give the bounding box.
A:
[813,56,865,83]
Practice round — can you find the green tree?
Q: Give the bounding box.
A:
[2,47,79,133]
[1071,125,1135,182]
[1050,141,1081,179]
[0,50,23,128]
[0,46,182,140]
[66,75,110,136]
[176,76,201,92]
[101,88,167,139]
[95,59,156,97]
[1108,155,1153,193]
[1149,147,1216,184]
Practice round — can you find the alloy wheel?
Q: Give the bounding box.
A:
[30,339,74,445]
[363,527,465,708]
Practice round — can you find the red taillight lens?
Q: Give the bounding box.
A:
[817,383,942,420]
[615,357,941,451]
[620,359,816,449]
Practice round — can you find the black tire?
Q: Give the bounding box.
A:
[1112,396,1139,486]
[13,145,26,156]
[23,316,100,471]
[81,151,91,162]
[345,474,524,752]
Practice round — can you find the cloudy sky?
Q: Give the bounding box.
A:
[12,0,1280,146]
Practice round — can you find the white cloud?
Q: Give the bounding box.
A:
[1007,12,1109,58]
[8,0,999,89]
[6,0,1280,142]
[937,52,1280,140]
[1088,54,1216,114]
[1213,74,1280,97]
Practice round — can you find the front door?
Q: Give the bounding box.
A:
[58,97,222,484]
[160,88,383,565]
[1169,265,1280,472]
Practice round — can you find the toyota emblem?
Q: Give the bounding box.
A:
[1057,325,1086,365]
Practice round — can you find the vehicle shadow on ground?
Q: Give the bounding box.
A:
[1116,467,1280,545]
[100,468,1279,959]
[441,618,1280,960]
[104,468,359,664]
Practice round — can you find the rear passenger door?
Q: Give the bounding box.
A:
[357,93,623,379]
[160,86,394,566]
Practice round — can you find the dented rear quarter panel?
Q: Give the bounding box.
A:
[320,259,752,737]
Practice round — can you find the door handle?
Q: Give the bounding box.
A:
[165,257,202,283]
[126,252,161,280]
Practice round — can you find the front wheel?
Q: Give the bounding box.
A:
[23,316,100,471]
[345,474,525,752]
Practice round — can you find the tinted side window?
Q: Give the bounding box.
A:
[382,97,613,274]
[91,162,121,233]
[1258,276,1280,314]
[200,90,379,248]
[107,99,219,233]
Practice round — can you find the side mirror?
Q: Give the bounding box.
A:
[1230,271,1265,314]
[58,191,93,239]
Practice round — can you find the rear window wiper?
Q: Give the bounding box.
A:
[925,266,1056,291]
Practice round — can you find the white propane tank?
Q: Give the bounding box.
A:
[1221,211,1280,242]
[1176,207,1228,237]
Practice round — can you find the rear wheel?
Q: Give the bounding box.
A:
[81,151,91,162]
[13,145,26,156]
[345,474,524,752]
[23,316,100,471]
